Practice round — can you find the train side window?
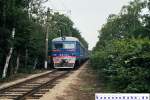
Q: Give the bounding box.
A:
[77,42,80,50]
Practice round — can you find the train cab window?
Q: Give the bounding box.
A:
[64,43,75,49]
[54,43,63,49]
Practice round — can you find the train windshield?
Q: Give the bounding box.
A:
[64,43,75,49]
[54,42,75,49]
[54,43,63,49]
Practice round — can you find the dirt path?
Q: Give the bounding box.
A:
[40,61,102,100]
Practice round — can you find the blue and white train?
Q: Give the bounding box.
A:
[49,37,88,69]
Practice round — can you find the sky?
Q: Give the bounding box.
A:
[45,0,132,50]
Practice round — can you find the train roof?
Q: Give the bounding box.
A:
[52,37,80,42]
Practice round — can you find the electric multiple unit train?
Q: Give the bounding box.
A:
[49,37,88,69]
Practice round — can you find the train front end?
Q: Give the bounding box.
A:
[51,37,77,68]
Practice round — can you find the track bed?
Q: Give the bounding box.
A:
[0,69,70,100]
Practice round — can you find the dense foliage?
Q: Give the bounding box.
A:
[91,0,150,92]
[0,0,88,78]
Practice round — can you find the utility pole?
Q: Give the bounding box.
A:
[59,29,63,37]
[44,8,50,69]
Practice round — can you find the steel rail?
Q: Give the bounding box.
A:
[16,71,69,100]
[0,69,57,94]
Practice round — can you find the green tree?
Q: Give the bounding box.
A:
[91,0,150,92]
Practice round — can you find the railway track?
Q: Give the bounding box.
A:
[0,69,70,100]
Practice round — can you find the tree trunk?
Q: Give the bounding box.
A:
[2,28,15,78]
[33,58,38,69]
[44,61,47,69]
[14,53,20,74]
[25,49,28,67]
[3,0,6,28]
[2,48,13,78]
